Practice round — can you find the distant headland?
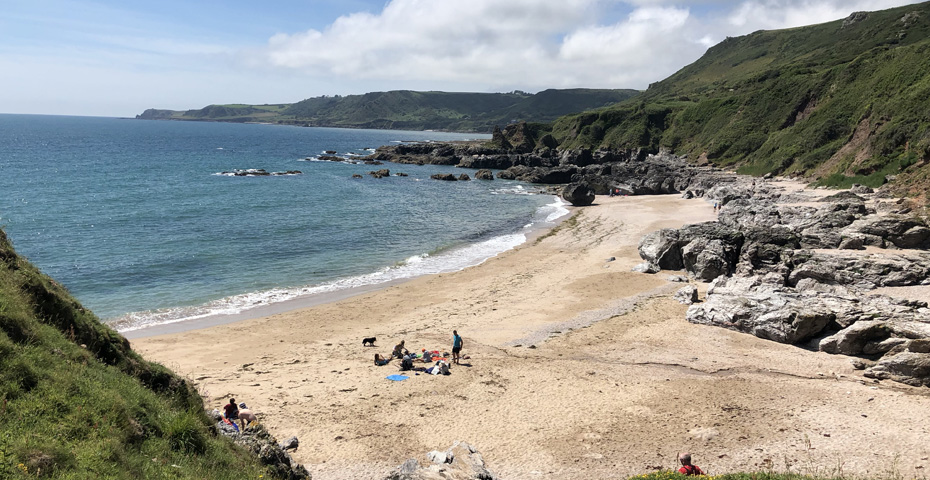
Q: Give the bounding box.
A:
[135,88,640,133]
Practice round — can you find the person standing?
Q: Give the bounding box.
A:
[452,330,463,365]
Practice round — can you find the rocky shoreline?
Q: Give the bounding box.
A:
[370,131,930,388]
[637,178,930,388]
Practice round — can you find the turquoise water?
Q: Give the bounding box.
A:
[0,114,565,331]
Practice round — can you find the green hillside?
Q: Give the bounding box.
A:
[136,88,639,132]
[550,2,930,194]
[0,229,272,478]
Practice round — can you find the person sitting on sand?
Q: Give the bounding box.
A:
[392,340,407,359]
[374,353,390,366]
[678,452,705,475]
[223,398,239,420]
[238,402,257,429]
[452,330,463,365]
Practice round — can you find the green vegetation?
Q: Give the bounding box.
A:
[550,2,930,192]
[628,473,881,480]
[0,229,270,479]
[136,88,639,132]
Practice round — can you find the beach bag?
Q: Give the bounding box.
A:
[438,361,450,375]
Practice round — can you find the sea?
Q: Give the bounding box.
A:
[0,114,567,334]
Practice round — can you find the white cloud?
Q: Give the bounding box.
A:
[253,0,925,94]
[727,0,922,30]
[258,0,707,91]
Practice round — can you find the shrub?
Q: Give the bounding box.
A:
[165,412,208,455]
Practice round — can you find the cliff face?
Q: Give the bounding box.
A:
[0,229,278,478]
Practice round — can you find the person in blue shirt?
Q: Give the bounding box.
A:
[452,330,463,365]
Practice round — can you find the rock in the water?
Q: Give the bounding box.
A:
[561,183,595,206]
[474,169,494,180]
[458,174,471,181]
[431,173,458,181]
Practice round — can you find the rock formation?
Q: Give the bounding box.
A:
[561,183,595,206]
[636,175,930,387]
[384,441,497,480]
[211,411,311,479]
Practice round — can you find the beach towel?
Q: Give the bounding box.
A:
[386,375,409,381]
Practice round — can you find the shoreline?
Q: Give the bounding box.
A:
[122,203,571,340]
[134,190,930,480]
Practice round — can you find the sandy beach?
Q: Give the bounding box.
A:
[134,187,930,480]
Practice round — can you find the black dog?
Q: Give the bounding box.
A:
[362,337,377,347]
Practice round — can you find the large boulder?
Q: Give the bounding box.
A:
[686,276,835,344]
[385,441,497,480]
[561,183,595,206]
[842,215,930,249]
[638,229,682,270]
[864,351,930,387]
[674,285,699,304]
[474,169,494,180]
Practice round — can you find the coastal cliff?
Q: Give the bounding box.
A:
[135,89,639,133]
[369,2,930,204]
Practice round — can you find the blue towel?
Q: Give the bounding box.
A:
[386,375,409,381]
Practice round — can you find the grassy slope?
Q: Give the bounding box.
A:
[550,2,930,193]
[0,229,270,479]
[137,89,639,132]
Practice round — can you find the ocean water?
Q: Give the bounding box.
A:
[0,114,566,332]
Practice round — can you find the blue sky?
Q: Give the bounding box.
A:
[1,0,924,116]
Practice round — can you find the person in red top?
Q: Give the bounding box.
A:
[678,452,705,475]
[223,398,239,420]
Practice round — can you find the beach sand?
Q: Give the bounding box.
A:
[134,189,930,480]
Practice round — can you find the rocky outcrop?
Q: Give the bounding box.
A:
[367,141,735,197]
[687,275,930,386]
[385,441,497,480]
[561,183,595,206]
[211,412,311,479]
[639,177,930,387]
[219,169,302,177]
[474,169,494,180]
[369,169,391,178]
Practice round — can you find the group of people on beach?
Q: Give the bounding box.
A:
[373,330,465,373]
[222,397,257,430]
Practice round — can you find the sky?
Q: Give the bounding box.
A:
[0,0,924,117]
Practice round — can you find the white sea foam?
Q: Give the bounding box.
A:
[111,196,569,333]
